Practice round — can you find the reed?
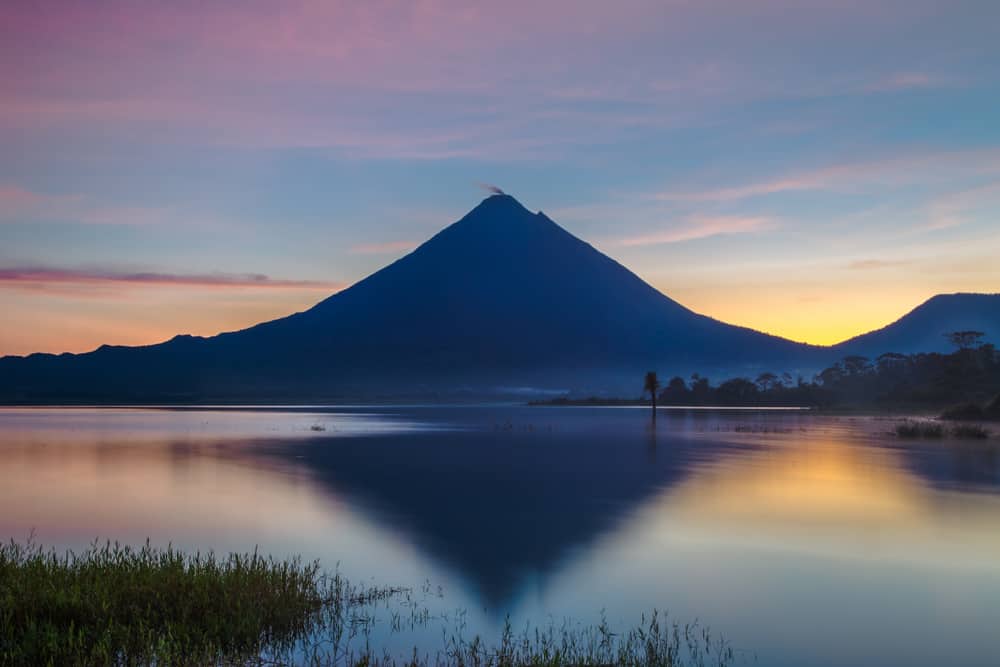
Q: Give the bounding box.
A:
[950,423,991,439]
[1,539,734,666]
[894,420,944,438]
[894,420,992,440]
[0,538,326,666]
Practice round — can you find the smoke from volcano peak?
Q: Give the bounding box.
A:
[478,183,505,195]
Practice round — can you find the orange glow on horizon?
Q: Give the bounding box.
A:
[667,283,996,346]
[0,286,332,357]
[1,275,996,356]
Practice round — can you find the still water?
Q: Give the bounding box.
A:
[1,406,998,666]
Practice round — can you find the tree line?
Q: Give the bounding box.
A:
[647,332,1000,411]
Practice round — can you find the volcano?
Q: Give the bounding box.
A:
[2,194,824,402]
[834,292,1000,358]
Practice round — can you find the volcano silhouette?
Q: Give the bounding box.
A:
[2,194,822,402]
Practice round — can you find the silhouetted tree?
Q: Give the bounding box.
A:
[539,345,997,410]
[755,372,779,392]
[946,330,985,350]
[876,352,907,372]
[644,371,660,421]
[817,365,843,386]
[689,374,711,404]
[659,376,690,404]
[841,355,873,376]
[717,378,758,404]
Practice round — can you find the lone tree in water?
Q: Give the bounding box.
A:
[644,371,660,421]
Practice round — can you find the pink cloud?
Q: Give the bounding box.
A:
[654,178,818,203]
[865,72,940,92]
[656,148,1000,202]
[614,215,774,246]
[0,2,649,116]
[0,267,343,291]
[0,185,83,217]
[921,180,1000,231]
[0,183,234,227]
[6,1,974,160]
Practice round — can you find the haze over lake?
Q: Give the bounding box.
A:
[3,406,998,667]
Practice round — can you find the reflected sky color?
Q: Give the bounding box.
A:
[1,406,998,666]
[2,1,999,354]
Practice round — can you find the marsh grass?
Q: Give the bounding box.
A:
[0,539,326,666]
[425,611,735,667]
[894,420,991,439]
[728,424,793,434]
[894,421,945,438]
[950,423,991,439]
[1,539,736,667]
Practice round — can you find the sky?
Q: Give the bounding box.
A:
[2,0,999,356]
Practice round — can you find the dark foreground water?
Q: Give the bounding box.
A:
[1,406,998,666]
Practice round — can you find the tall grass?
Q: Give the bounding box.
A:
[951,423,991,439]
[0,539,736,666]
[428,612,735,667]
[0,539,324,666]
[894,421,944,438]
[894,420,991,440]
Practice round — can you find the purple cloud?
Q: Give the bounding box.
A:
[0,267,342,290]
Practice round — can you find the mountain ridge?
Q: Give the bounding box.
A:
[0,195,995,402]
[833,292,1000,357]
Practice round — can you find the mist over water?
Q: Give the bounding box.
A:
[2,406,998,667]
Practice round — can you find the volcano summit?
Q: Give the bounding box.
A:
[0,195,904,402]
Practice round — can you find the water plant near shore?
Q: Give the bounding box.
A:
[1,539,735,666]
[894,421,944,438]
[0,539,326,665]
[894,420,991,439]
[950,423,991,439]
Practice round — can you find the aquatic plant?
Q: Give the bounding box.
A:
[0,538,325,666]
[0,539,736,666]
[950,423,991,439]
[894,421,944,438]
[894,420,993,439]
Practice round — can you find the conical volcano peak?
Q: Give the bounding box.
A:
[0,192,824,402]
[439,193,545,242]
[468,193,533,218]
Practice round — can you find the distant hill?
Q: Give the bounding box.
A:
[0,195,820,402]
[834,293,1000,358]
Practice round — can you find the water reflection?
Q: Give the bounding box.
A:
[1,407,998,667]
[272,408,744,604]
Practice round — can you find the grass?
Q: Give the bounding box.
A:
[950,423,991,439]
[894,420,991,440]
[729,424,793,434]
[418,612,734,667]
[894,420,944,438]
[0,539,326,666]
[0,539,735,667]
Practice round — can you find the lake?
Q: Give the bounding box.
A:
[1,406,998,666]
